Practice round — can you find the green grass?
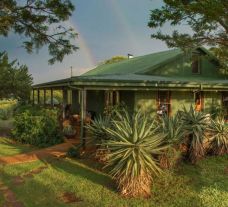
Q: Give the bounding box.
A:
[0,137,36,157]
[0,155,227,207]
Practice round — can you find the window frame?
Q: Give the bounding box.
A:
[194,91,204,111]
[157,91,171,116]
[192,55,201,74]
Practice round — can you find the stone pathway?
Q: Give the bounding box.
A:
[12,166,48,186]
[59,192,83,204]
[0,139,80,205]
[0,139,79,165]
[0,180,24,207]
[0,165,48,206]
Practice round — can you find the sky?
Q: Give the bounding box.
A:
[0,0,170,84]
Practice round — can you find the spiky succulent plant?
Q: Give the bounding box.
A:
[104,109,167,198]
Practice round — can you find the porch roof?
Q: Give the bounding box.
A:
[33,73,228,90]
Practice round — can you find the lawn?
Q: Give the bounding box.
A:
[0,137,36,157]
[0,155,227,207]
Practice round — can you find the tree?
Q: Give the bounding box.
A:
[148,0,228,65]
[0,52,33,100]
[102,56,127,65]
[0,0,77,64]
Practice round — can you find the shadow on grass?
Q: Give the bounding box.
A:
[0,137,37,158]
[0,163,85,207]
[47,157,116,191]
[0,158,116,207]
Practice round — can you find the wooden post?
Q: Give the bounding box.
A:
[109,91,113,106]
[43,89,46,106]
[80,89,87,149]
[116,91,120,104]
[37,89,40,105]
[32,89,35,105]
[62,88,68,119]
[51,88,54,107]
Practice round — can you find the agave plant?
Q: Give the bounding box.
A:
[86,115,111,146]
[159,113,183,145]
[157,113,183,169]
[180,105,210,164]
[104,109,167,198]
[209,119,228,155]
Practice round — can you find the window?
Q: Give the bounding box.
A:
[192,55,201,74]
[157,91,171,116]
[194,91,203,111]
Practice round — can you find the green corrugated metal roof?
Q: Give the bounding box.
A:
[83,49,183,76]
[76,74,228,84]
[33,47,228,90]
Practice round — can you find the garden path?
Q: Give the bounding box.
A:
[0,139,79,165]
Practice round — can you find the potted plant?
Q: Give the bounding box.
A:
[63,125,76,138]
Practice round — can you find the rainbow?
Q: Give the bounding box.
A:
[109,0,139,50]
[64,20,96,70]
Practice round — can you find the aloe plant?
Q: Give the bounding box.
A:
[157,113,183,168]
[104,109,167,198]
[180,105,210,163]
[86,115,111,145]
[209,119,228,155]
[159,113,183,144]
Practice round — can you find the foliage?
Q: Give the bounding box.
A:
[12,108,63,147]
[159,147,182,170]
[86,115,111,146]
[104,109,167,198]
[179,106,210,163]
[0,108,10,120]
[208,119,228,155]
[0,52,33,100]
[210,105,224,120]
[67,146,81,158]
[148,0,228,68]
[157,113,183,169]
[0,0,78,64]
[103,56,127,65]
[14,104,41,115]
[158,113,183,145]
[210,46,228,73]
[0,99,17,120]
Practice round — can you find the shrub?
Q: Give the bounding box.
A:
[12,108,63,147]
[0,99,17,120]
[208,119,228,155]
[14,104,41,115]
[156,113,183,169]
[67,146,81,158]
[86,115,111,146]
[0,108,10,120]
[158,113,183,145]
[179,106,210,164]
[104,109,168,198]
